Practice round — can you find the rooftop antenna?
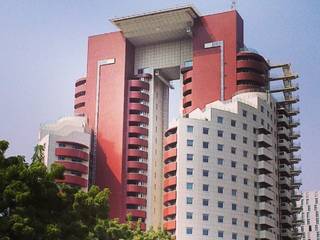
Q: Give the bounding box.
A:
[231,0,237,10]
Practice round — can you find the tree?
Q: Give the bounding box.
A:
[0,141,172,240]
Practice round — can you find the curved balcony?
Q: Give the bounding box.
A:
[74,90,86,99]
[128,126,148,136]
[183,82,192,96]
[164,126,177,137]
[237,59,268,73]
[163,148,177,163]
[128,114,149,125]
[163,191,177,206]
[127,185,147,194]
[163,220,176,231]
[127,161,148,171]
[163,205,176,218]
[55,160,88,174]
[74,101,85,110]
[127,149,148,159]
[164,162,177,176]
[128,137,148,147]
[182,94,192,108]
[237,71,265,85]
[126,197,147,206]
[127,209,146,219]
[129,80,149,91]
[129,103,149,113]
[164,133,177,147]
[75,77,86,87]
[127,173,147,182]
[55,148,89,161]
[182,70,192,84]
[163,176,177,191]
[129,91,149,102]
[56,174,87,188]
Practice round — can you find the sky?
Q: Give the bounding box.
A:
[0,0,319,191]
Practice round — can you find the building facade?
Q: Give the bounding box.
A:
[38,5,302,239]
[298,191,320,240]
[39,116,91,190]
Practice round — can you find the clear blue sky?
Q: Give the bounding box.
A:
[0,0,319,191]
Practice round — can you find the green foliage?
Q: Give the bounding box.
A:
[0,141,172,240]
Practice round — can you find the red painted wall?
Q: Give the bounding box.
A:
[191,11,244,112]
[85,32,134,222]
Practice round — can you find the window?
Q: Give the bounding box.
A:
[58,156,65,160]
[203,213,209,221]
[243,164,248,171]
[203,184,209,192]
[232,233,237,240]
[244,192,249,199]
[243,150,248,157]
[244,178,248,185]
[232,175,237,182]
[245,236,249,240]
[187,154,193,161]
[218,231,224,238]
[187,168,193,176]
[203,127,209,134]
[232,203,237,210]
[231,119,236,127]
[232,218,237,225]
[187,139,193,146]
[218,158,224,165]
[203,229,209,236]
[217,116,223,123]
[244,221,249,228]
[243,136,247,144]
[218,186,224,194]
[253,114,257,121]
[261,119,264,125]
[203,141,209,148]
[243,123,248,130]
[203,170,209,177]
[203,155,209,163]
[231,133,236,140]
[253,141,257,147]
[186,182,193,190]
[218,216,224,223]
[231,147,236,154]
[186,197,193,204]
[186,227,193,235]
[203,199,209,206]
[261,105,264,112]
[59,143,66,147]
[231,161,237,168]
[243,110,247,117]
[217,144,224,151]
[232,189,237,196]
[218,172,224,179]
[187,125,193,133]
[218,201,224,208]
[186,212,193,219]
[218,130,224,137]
[244,206,249,213]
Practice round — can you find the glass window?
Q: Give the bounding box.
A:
[231,119,236,127]
[243,110,247,117]
[203,127,209,134]
[187,125,193,133]
[244,221,249,228]
[232,175,237,182]
[217,116,223,124]
[243,164,248,171]
[203,170,209,177]
[187,168,193,176]
[243,150,248,157]
[244,178,248,185]
[244,206,249,213]
[232,189,237,196]
[203,213,209,221]
[244,192,249,199]
[232,203,237,210]
[203,199,209,206]
[218,186,224,194]
[186,212,193,219]
[232,233,237,240]
[218,144,224,151]
[203,184,209,192]
[203,141,209,148]
[186,227,193,235]
[186,197,193,204]
[253,114,257,121]
[243,123,248,130]
[218,231,224,238]
[231,147,236,154]
[245,235,249,240]
[187,154,193,161]
[187,139,193,146]
[218,172,224,179]
[186,182,193,190]
[243,136,247,144]
[218,201,224,208]
[203,155,209,163]
[203,229,209,236]
[232,218,237,225]
[218,158,224,165]
[231,133,236,140]
[261,105,264,112]
[218,216,224,223]
[231,161,237,168]
[218,130,224,137]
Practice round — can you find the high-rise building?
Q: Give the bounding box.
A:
[298,191,319,240]
[39,116,91,190]
[57,5,301,239]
